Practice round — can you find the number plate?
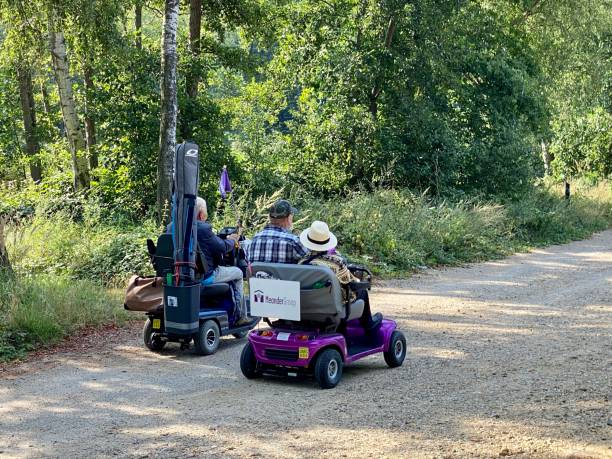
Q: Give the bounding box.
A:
[152,319,161,330]
[298,347,309,359]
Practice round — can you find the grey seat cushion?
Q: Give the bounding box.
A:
[250,263,345,324]
[346,299,365,321]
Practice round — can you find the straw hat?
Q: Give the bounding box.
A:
[300,220,338,252]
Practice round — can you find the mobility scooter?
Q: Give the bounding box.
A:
[135,141,258,355]
[240,262,406,388]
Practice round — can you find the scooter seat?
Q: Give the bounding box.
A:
[201,282,231,299]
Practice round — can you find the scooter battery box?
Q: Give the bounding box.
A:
[164,283,200,335]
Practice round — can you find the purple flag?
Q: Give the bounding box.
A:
[219,166,232,199]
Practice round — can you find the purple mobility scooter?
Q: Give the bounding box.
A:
[240,262,406,388]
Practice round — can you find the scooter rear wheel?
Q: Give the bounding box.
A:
[314,348,343,389]
[194,320,220,355]
[143,318,165,352]
[240,343,261,379]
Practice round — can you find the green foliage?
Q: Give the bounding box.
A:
[1,182,610,361]
[550,108,612,180]
[220,0,548,197]
[1,0,611,364]
[1,0,610,212]
[298,190,510,272]
[0,271,128,361]
[292,186,605,273]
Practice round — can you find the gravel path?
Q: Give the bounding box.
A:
[1,231,611,459]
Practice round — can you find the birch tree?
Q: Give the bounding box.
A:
[48,10,90,191]
[157,0,180,223]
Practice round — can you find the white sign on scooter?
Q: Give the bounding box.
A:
[249,278,301,321]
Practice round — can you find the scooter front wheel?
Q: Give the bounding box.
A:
[384,330,406,368]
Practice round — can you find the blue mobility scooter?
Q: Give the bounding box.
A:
[141,142,258,355]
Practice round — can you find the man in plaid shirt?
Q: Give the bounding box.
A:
[245,199,308,264]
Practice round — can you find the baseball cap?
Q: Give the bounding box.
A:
[269,199,298,218]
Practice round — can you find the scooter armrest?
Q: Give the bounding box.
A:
[348,280,370,292]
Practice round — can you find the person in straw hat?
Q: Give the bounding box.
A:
[300,221,378,329]
[298,220,358,287]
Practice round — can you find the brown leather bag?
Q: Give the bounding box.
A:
[124,275,164,312]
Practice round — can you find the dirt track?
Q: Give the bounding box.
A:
[1,231,611,458]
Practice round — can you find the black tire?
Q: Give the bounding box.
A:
[384,330,406,368]
[194,320,220,355]
[314,348,343,389]
[143,318,165,352]
[233,330,249,339]
[240,343,261,379]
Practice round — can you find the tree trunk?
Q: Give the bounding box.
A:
[186,0,201,99]
[368,15,397,117]
[83,63,98,170]
[541,139,551,176]
[157,0,180,224]
[48,14,90,191]
[135,1,142,49]
[0,218,12,274]
[40,80,50,114]
[16,65,43,183]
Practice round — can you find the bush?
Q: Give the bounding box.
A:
[507,181,612,244]
[293,183,612,273]
[296,190,514,273]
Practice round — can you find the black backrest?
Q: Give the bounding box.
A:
[153,233,175,277]
[152,233,208,278]
[146,239,156,257]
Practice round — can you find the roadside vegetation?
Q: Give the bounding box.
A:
[1,1,610,360]
[2,181,610,361]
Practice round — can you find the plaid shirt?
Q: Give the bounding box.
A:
[245,225,307,264]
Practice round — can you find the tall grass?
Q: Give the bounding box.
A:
[0,273,127,361]
[280,182,612,274]
[6,215,158,285]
